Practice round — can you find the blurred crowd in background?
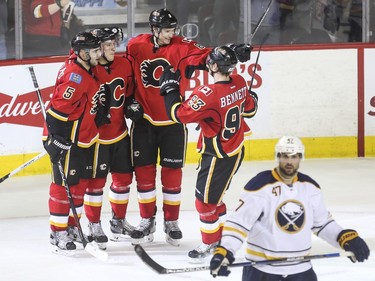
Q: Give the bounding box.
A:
[0,0,374,60]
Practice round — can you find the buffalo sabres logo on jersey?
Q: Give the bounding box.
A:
[140,58,169,88]
[276,200,305,233]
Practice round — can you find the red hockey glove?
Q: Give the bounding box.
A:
[210,246,235,277]
[337,229,370,263]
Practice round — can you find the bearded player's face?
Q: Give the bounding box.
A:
[277,153,301,178]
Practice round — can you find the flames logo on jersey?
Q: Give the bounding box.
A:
[91,78,126,115]
[276,200,305,233]
[91,85,105,115]
[140,58,169,88]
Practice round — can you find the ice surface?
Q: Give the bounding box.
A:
[0,159,374,280]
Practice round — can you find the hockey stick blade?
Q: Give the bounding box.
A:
[134,245,351,274]
[135,244,170,274]
[84,243,109,261]
[134,244,212,273]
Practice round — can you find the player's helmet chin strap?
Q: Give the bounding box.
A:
[152,27,161,52]
[102,53,111,63]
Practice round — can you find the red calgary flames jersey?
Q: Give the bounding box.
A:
[172,74,257,158]
[44,57,101,147]
[94,55,134,143]
[127,34,211,125]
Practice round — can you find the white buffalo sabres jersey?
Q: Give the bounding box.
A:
[221,168,344,275]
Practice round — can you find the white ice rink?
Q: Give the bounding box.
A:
[1,159,374,281]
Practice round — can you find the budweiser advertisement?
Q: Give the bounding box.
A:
[0,63,63,155]
[0,59,270,156]
[0,88,52,127]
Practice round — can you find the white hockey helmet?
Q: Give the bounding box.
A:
[275,136,305,160]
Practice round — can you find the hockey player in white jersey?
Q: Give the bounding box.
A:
[209,136,370,280]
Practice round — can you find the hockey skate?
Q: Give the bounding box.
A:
[163,220,183,246]
[87,221,108,250]
[131,217,156,245]
[67,226,93,249]
[188,242,219,263]
[110,218,135,242]
[50,230,76,256]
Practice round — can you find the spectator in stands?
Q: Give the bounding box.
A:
[251,0,281,45]
[348,0,362,42]
[22,0,77,57]
[208,0,240,45]
[278,0,340,44]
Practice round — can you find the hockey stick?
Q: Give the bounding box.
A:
[28,66,108,261]
[134,244,352,274]
[250,0,274,41]
[248,33,269,92]
[0,150,47,184]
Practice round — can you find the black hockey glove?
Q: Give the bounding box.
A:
[159,65,181,96]
[185,63,207,79]
[227,43,252,63]
[95,84,111,127]
[43,134,72,164]
[210,246,235,277]
[250,91,258,103]
[337,229,370,263]
[125,98,144,122]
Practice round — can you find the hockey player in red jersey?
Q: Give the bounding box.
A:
[126,8,252,246]
[159,46,258,260]
[209,136,370,280]
[126,8,210,246]
[43,32,102,253]
[82,27,142,248]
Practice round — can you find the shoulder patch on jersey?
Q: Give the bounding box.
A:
[244,170,276,191]
[297,172,321,189]
[188,94,206,111]
[69,72,82,84]
[198,85,213,96]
